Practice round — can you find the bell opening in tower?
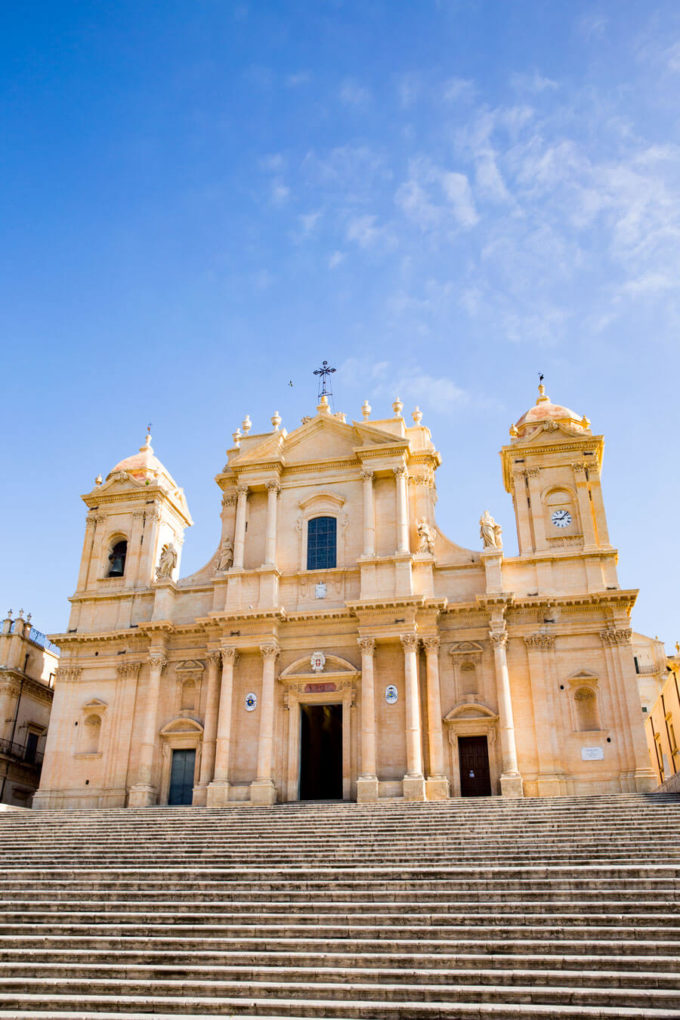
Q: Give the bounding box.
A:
[299,704,343,800]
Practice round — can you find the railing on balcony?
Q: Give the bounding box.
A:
[7,622,60,656]
[0,739,44,768]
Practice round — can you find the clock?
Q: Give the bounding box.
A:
[551,509,572,528]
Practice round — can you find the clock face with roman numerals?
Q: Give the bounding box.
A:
[551,509,572,528]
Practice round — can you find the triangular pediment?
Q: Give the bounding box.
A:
[281,416,362,465]
[97,472,147,494]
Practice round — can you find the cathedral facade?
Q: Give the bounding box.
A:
[34,385,656,809]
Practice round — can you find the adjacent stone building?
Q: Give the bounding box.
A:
[34,384,656,809]
[0,611,57,807]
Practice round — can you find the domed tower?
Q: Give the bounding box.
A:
[501,382,616,592]
[69,430,192,633]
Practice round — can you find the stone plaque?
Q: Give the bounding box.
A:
[315,583,327,599]
[304,682,336,694]
[581,746,604,760]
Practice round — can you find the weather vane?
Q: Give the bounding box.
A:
[313,360,336,401]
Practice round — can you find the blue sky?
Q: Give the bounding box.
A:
[2,1,679,647]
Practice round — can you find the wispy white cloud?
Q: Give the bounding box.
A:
[340,356,470,415]
[270,182,290,205]
[328,251,345,269]
[441,171,479,227]
[339,78,371,106]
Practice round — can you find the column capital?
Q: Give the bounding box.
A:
[116,660,142,678]
[207,650,223,667]
[600,626,632,646]
[393,465,408,479]
[400,633,418,650]
[222,492,238,508]
[147,653,167,672]
[266,480,281,494]
[489,630,507,649]
[524,632,555,650]
[260,642,280,661]
[236,484,249,497]
[422,636,440,653]
[360,468,374,481]
[220,645,239,663]
[55,666,83,683]
[358,636,376,654]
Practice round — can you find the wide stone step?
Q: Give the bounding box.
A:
[3,961,679,990]
[1,980,679,1011]
[2,933,676,956]
[0,948,676,972]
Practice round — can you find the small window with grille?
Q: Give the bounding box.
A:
[307,516,337,570]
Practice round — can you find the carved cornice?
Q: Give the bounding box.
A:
[600,627,632,646]
[524,633,555,650]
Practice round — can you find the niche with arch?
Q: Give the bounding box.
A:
[76,698,107,757]
[567,673,603,733]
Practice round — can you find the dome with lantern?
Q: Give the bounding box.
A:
[510,382,591,440]
[105,429,180,491]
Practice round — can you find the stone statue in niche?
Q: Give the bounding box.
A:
[216,538,234,573]
[480,510,503,549]
[156,543,178,581]
[416,519,436,555]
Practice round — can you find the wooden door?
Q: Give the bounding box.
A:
[168,749,196,805]
[458,736,491,797]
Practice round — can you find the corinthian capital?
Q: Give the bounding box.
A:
[220,645,239,663]
[422,636,440,653]
[207,650,223,668]
[358,636,375,654]
[601,627,632,646]
[489,630,507,649]
[266,480,281,494]
[524,633,555,650]
[116,661,142,678]
[148,653,167,672]
[400,633,418,650]
[360,468,374,482]
[260,643,280,661]
[393,466,408,480]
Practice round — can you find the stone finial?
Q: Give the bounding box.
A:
[17,609,24,619]
[242,415,252,435]
[361,400,372,421]
[95,474,103,486]
[392,396,403,416]
[412,406,423,425]
[509,423,518,438]
[317,394,331,414]
[271,411,282,431]
[232,427,242,448]
[26,613,32,624]
[6,610,12,620]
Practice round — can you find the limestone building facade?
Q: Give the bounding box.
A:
[34,385,656,809]
[0,611,57,807]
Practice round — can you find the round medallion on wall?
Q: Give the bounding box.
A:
[385,684,398,704]
[245,692,257,712]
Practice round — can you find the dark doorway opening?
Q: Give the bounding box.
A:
[168,748,196,805]
[458,735,491,797]
[300,703,343,800]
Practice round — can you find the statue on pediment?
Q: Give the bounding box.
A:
[156,543,178,581]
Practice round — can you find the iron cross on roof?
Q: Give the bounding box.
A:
[313,360,336,400]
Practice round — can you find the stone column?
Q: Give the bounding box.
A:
[401,634,425,800]
[207,647,237,807]
[361,470,376,557]
[128,651,167,807]
[251,643,279,805]
[264,481,280,566]
[232,485,249,570]
[524,633,563,797]
[196,650,222,799]
[490,629,523,797]
[423,637,449,800]
[357,637,378,802]
[573,462,598,547]
[602,626,657,792]
[394,466,410,554]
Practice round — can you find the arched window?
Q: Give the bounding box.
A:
[108,540,127,577]
[83,714,102,754]
[574,686,600,731]
[307,516,337,570]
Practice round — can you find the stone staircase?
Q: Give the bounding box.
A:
[0,793,678,1019]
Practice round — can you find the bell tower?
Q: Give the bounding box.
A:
[69,431,192,632]
[501,384,616,592]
